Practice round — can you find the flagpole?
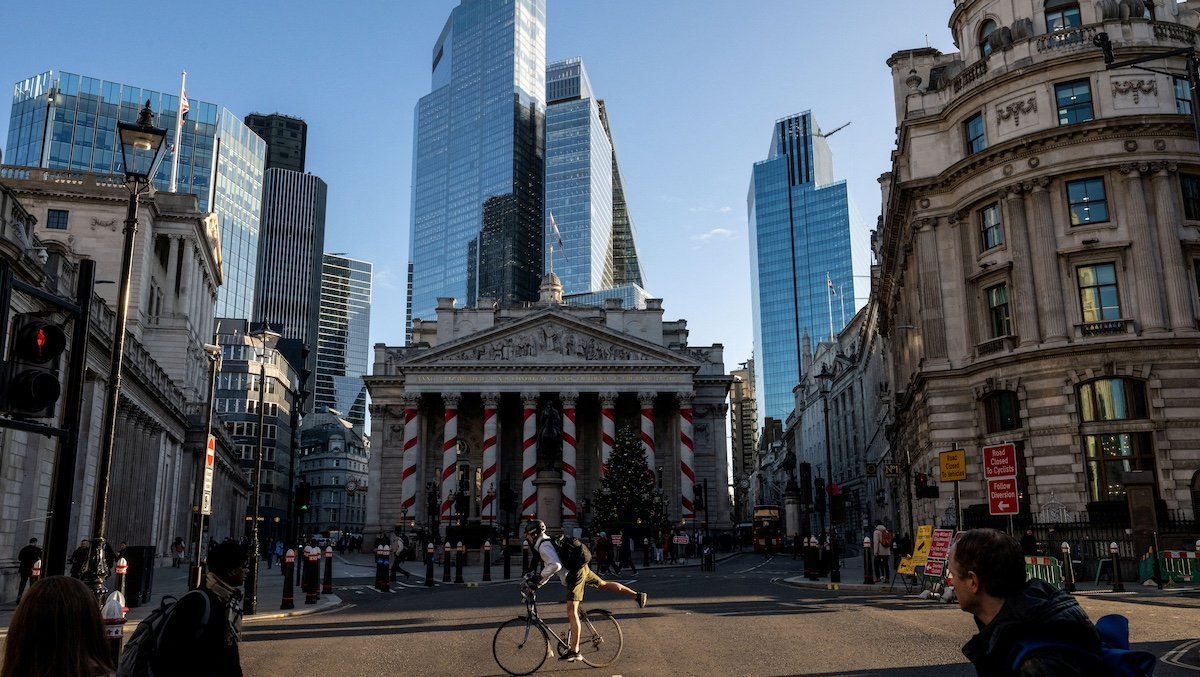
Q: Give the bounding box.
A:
[840,283,846,328]
[826,273,835,343]
[169,70,186,193]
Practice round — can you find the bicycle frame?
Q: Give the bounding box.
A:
[521,589,602,651]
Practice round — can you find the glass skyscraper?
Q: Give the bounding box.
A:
[6,70,266,319]
[407,0,547,338]
[597,100,644,289]
[748,111,865,424]
[317,254,372,431]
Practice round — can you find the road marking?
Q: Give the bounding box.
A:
[735,556,775,574]
[1162,639,1200,672]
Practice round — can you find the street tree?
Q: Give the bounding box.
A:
[591,426,668,534]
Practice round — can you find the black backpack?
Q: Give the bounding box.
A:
[553,535,592,571]
[116,590,211,677]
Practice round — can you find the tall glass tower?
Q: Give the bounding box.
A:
[317,254,372,431]
[748,111,864,424]
[407,0,547,338]
[5,70,265,319]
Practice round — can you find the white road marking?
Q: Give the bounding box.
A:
[1161,639,1200,672]
[735,556,775,574]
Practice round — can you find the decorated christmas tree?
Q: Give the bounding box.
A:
[591,425,668,533]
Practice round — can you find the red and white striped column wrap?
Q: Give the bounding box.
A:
[520,393,539,519]
[599,392,617,475]
[399,395,421,520]
[679,393,696,522]
[480,393,500,523]
[439,393,460,521]
[638,392,656,468]
[561,392,579,521]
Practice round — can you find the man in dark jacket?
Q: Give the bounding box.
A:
[152,539,246,676]
[15,538,41,598]
[68,539,90,578]
[950,528,1105,676]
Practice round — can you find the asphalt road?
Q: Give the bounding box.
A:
[240,553,1200,676]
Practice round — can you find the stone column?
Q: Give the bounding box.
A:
[480,392,500,525]
[520,392,539,520]
[560,392,579,530]
[678,393,696,523]
[638,392,656,469]
[1150,163,1196,330]
[1003,185,1040,345]
[399,395,421,524]
[599,392,617,475]
[1025,178,1068,342]
[1120,164,1166,333]
[915,218,948,359]
[164,235,179,311]
[439,392,460,526]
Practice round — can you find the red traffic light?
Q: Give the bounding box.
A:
[12,321,66,363]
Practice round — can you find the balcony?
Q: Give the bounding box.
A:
[951,58,988,94]
[976,335,1016,357]
[1035,24,1098,54]
[1077,319,1132,337]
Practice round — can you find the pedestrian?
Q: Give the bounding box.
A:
[620,531,637,574]
[151,539,247,676]
[1,576,114,677]
[69,539,90,578]
[172,537,186,568]
[872,521,893,582]
[273,540,285,573]
[15,537,42,599]
[893,532,910,572]
[950,528,1104,676]
[390,530,413,580]
[1020,529,1039,557]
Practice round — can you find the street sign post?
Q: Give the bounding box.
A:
[988,478,1019,516]
[200,434,215,516]
[939,449,966,528]
[982,443,1017,480]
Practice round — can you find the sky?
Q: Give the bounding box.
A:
[0,0,956,369]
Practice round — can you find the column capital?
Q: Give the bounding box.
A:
[637,391,657,408]
[1118,162,1151,177]
[598,391,618,407]
[559,391,579,407]
[1024,176,1051,193]
[481,392,501,408]
[1000,183,1026,201]
[367,403,389,418]
[1149,161,1179,176]
[520,392,539,409]
[399,393,420,409]
[677,392,695,408]
[442,392,461,408]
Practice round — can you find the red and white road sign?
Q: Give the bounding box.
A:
[983,443,1017,480]
[988,478,1020,515]
[928,529,955,561]
[672,535,690,545]
[610,534,623,546]
[201,434,216,515]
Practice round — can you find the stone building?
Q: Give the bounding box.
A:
[877,0,1200,530]
[298,409,370,537]
[365,275,732,537]
[729,359,758,521]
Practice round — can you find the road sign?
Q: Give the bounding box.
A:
[983,443,1017,480]
[929,529,955,561]
[672,535,690,545]
[924,559,945,578]
[912,525,933,566]
[939,450,966,482]
[201,434,215,515]
[883,463,900,478]
[988,478,1020,515]
[610,534,623,546]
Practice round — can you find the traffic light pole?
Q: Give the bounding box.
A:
[244,357,268,616]
[188,343,220,591]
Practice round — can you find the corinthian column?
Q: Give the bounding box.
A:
[560,392,579,528]
[638,392,657,468]
[915,218,948,359]
[399,395,421,523]
[599,392,617,475]
[520,392,538,519]
[1120,164,1166,333]
[439,393,460,523]
[1150,163,1196,330]
[1025,178,1068,342]
[678,393,696,524]
[1003,185,1040,346]
[480,393,500,525]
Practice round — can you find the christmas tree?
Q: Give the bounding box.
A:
[591,426,668,533]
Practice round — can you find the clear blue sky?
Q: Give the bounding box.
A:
[0,1,953,367]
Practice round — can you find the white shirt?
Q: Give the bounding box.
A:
[534,537,564,586]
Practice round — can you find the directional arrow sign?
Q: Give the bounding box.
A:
[988,478,1019,516]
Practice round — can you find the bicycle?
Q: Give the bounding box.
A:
[492,584,623,675]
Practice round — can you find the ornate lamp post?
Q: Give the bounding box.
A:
[244,327,281,616]
[188,342,222,591]
[81,102,167,600]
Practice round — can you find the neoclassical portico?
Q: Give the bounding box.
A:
[366,285,731,537]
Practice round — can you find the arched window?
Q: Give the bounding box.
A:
[982,391,1021,433]
[1045,0,1082,32]
[1078,378,1148,422]
[979,20,998,59]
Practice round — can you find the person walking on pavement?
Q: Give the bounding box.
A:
[15,538,42,599]
[1020,529,1039,557]
[69,539,90,579]
[273,540,284,573]
[172,537,186,567]
[2,575,113,677]
[620,531,637,574]
[872,522,893,582]
[390,530,413,580]
[151,540,247,677]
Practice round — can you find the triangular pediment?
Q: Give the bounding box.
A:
[402,309,699,369]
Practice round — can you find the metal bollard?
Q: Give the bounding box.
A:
[102,590,126,663]
[1061,542,1076,592]
[1109,541,1125,593]
[504,538,512,580]
[483,541,492,582]
[323,546,334,594]
[30,558,41,586]
[305,547,321,604]
[443,542,452,583]
[375,544,391,592]
[425,543,435,587]
[455,542,465,584]
[113,557,128,597]
[281,549,295,609]
[522,542,530,574]
[862,537,874,584]
[644,538,651,568]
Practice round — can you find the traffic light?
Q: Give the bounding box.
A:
[915,472,940,499]
[1,315,67,417]
[693,484,704,511]
[797,463,812,505]
[813,478,826,513]
[296,482,311,513]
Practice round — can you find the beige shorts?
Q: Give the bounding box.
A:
[565,565,606,602]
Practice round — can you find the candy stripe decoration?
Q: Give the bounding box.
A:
[639,392,656,468]
[680,401,696,521]
[521,395,538,519]
[439,395,459,520]
[562,396,578,519]
[399,404,420,517]
[600,393,616,475]
[480,395,499,522]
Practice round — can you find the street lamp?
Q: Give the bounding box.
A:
[816,367,841,584]
[188,342,222,591]
[245,326,281,616]
[81,101,167,601]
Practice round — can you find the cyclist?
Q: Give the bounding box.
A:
[523,520,647,663]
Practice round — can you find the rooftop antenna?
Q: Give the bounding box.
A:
[819,121,853,138]
[925,34,930,48]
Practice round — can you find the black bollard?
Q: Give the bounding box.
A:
[425,543,435,587]
[323,546,334,594]
[1110,542,1125,593]
[304,547,320,604]
[443,542,452,583]
[375,545,390,592]
[281,549,295,609]
[504,539,512,580]
[1061,542,1076,593]
[101,590,126,664]
[455,542,465,584]
[644,538,651,568]
[862,537,874,585]
[113,557,128,597]
[483,541,492,582]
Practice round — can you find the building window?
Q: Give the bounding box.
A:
[985,283,1012,338]
[964,113,986,156]
[1055,80,1094,125]
[1045,1,1081,32]
[1175,77,1193,114]
[1078,378,1148,422]
[1066,178,1109,225]
[1077,263,1121,322]
[45,209,69,230]
[1182,174,1200,220]
[1084,432,1155,502]
[983,391,1022,433]
[980,203,1004,250]
[979,20,998,59]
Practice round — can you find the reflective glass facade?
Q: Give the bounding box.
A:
[562,283,651,310]
[598,100,644,288]
[748,112,856,424]
[407,0,547,335]
[317,254,372,430]
[6,70,265,319]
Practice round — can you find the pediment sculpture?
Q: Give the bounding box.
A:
[440,325,651,362]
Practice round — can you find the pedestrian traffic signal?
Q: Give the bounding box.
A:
[1,315,67,417]
[914,472,939,499]
[296,482,311,513]
[797,463,812,505]
[814,478,826,513]
[693,484,704,510]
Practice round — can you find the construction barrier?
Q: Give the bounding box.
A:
[1149,551,1199,585]
[1024,555,1063,587]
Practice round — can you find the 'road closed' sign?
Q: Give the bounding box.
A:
[988,478,1019,515]
[982,443,1017,480]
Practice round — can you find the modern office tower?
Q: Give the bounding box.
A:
[317,254,372,430]
[748,111,865,423]
[597,100,643,288]
[244,113,307,172]
[252,168,327,403]
[6,70,266,319]
[407,0,547,337]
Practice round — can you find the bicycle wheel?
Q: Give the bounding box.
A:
[493,617,550,676]
[577,609,623,668]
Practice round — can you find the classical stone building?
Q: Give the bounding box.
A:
[878,0,1200,531]
[299,409,370,536]
[365,276,732,537]
[729,358,758,521]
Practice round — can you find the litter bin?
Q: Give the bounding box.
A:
[122,546,156,607]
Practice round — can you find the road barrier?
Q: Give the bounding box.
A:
[455,542,465,584]
[1023,555,1063,587]
[375,544,391,592]
[1153,550,1199,585]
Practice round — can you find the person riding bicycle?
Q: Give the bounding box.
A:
[523,520,647,663]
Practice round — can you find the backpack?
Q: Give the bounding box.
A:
[880,529,894,549]
[116,590,211,677]
[1009,614,1156,677]
[553,535,592,571]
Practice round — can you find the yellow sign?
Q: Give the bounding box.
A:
[939,449,967,483]
[912,525,933,566]
[897,557,916,576]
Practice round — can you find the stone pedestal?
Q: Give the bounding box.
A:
[534,470,565,532]
[784,490,802,539]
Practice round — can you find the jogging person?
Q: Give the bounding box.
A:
[523,520,647,663]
